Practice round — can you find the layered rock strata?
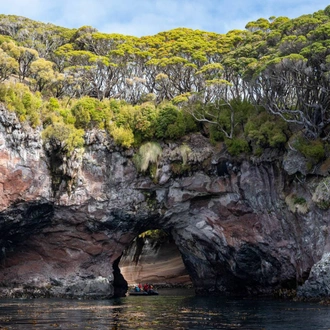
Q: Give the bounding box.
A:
[119,235,192,287]
[1,105,330,299]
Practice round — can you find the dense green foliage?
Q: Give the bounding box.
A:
[0,7,330,156]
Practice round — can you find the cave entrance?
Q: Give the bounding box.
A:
[117,229,192,292]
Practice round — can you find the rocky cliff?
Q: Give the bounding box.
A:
[1,104,330,299]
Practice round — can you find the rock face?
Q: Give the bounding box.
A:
[297,253,330,298]
[1,105,330,299]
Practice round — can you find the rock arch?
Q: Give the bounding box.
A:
[118,229,192,289]
[1,111,330,299]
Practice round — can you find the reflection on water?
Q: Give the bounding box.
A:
[0,289,330,329]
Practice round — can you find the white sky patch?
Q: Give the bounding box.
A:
[53,0,108,28]
[1,0,53,20]
[0,0,329,36]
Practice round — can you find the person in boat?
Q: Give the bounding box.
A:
[138,283,142,291]
[134,284,140,292]
[148,284,156,294]
[143,283,149,292]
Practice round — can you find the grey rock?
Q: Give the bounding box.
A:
[297,253,330,298]
[283,150,308,175]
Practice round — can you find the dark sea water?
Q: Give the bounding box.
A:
[0,288,330,329]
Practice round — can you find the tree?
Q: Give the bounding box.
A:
[1,41,39,81]
[252,54,330,139]
[0,48,18,81]
[30,58,56,92]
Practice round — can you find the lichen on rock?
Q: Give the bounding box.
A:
[312,177,330,210]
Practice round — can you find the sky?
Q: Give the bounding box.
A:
[1,0,329,37]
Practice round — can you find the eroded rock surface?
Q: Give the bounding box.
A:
[1,105,330,299]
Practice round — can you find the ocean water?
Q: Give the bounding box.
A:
[0,288,330,329]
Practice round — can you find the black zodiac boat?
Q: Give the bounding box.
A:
[129,290,159,296]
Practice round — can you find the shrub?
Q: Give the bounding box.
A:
[109,124,134,148]
[71,97,94,129]
[245,111,288,149]
[109,98,124,112]
[71,96,111,129]
[155,103,186,139]
[294,136,325,164]
[225,138,250,156]
[42,122,85,154]
[0,35,13,45]
[41,97,76,128]
[0,82,42,127]
[59,108,76,125]
[113,104,137,129]
[21,92,42,127]
[134,102,157,141]
[209,124,225,144]
[47,97,60,111]
[184,112,198,133]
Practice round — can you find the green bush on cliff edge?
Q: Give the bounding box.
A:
[1,6,330,160]
[42,122,85,155]
[293,136,325,165]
